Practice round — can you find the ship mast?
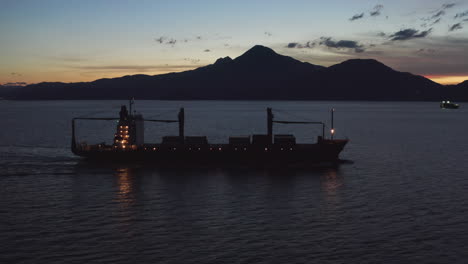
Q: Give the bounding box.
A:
[71,118,77,153]
[267,108,273,144]
[331,108,335,140]
[129,98,135,116]
[178,108,185,138]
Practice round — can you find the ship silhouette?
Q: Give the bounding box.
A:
[72,100,348,167]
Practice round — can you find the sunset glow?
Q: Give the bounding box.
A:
[425,75,468,85]
[1,0,467,86]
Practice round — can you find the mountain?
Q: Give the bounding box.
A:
[456,80,468,88]
[12,45,459,101]
[443,80,468,101]
[0,84,24,98]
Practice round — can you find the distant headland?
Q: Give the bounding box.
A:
[4,45,468,101]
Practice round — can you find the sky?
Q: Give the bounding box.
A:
[1,0,468,85]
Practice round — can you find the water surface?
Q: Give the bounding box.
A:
[1,101,467,263]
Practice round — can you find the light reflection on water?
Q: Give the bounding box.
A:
[115,167,135,208]
[321,168,343,199]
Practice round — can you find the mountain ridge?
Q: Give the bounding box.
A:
[10,45,468,101]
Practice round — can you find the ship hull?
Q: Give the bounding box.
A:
[73,140,348,168]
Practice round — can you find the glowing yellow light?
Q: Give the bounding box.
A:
[331,129,335,134]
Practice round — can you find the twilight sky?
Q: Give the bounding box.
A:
[1,0,468,85]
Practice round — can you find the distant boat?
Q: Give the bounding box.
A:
[440,101,459,109]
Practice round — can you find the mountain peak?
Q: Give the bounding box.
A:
[214,56,233,65]
[238,45,279,60]
[330,58,394,72]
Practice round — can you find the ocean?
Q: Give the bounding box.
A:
[1,100,467,263]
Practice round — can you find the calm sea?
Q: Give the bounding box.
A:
[1,100,467,263]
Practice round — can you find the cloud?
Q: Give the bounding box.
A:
[421,3,456,24]
[10,72,22,76]
[389,28,432,41]
[2,82,27,86]
[287,42,300,48]
[70,65,196,72]
[349,13,364,21]
[455,11,468,19]
[155,37,165,44]
[449,23,463,31]
[370,5,384,17]
[285,41,315,49]
[183,58,200,64]
[416,48,436,54]
[431,10,445,19]
[304,41,315,48]
[285,38,366,53]
[319,37,365,53]
[442,3,456,9]
[204,49,211,52]
[431,18,441,25]
[376,32,386,37]
[154,35,207,46]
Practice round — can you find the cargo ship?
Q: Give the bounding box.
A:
[71,101,349,167]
